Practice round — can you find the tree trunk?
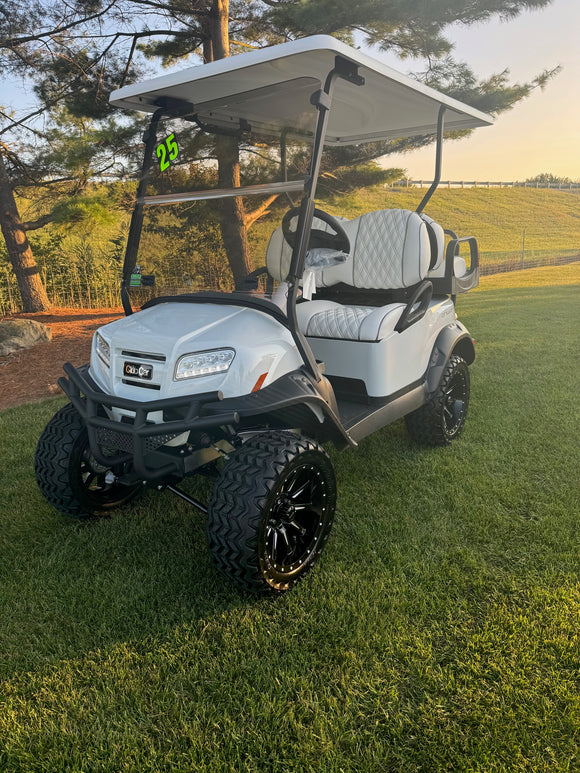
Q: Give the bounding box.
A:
[209,0,253,288]
[216,135,252,288]
[0,153,51,312]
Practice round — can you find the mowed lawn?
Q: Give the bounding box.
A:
[0,265,578,772]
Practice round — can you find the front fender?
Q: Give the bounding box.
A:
[426,323,475,393]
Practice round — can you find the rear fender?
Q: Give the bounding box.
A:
[426,323,475,393]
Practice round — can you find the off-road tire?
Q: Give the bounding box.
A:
[405,355,470,446]
[35,402,142,517]
[207,432,336,593]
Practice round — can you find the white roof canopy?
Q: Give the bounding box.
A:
[110,35,493,145]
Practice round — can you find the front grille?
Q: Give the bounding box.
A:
[121,350,166,362]
[96,426,134,454]
[122,379,161,390]
[96,426,181,454]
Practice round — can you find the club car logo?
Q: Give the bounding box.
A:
[124,361,153,380]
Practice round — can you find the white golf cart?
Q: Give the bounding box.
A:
[35,36,492,593]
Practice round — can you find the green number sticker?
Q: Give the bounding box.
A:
[156,133,179,171]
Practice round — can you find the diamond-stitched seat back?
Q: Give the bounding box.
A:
[319,209,430,289]
[266,208,430,289]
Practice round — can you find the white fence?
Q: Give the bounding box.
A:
[479,250,579,276]
[391,179,580,191]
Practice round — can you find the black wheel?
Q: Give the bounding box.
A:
[207,432,336,593]
[35,403,142,517]
[405,355,470,446]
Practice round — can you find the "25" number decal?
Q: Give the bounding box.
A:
[156,133,179,171]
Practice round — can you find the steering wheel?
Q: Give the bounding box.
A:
[281,207,350,254]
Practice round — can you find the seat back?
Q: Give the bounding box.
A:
[265,215,349,282]
[419,213,445,271]
[266,208,431,290]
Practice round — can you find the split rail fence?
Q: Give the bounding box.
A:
[391,179,580,191]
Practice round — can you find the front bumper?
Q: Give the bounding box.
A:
[59,360,353,483]
[59,363,239,482]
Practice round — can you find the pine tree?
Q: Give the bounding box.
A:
[0,0,561,306]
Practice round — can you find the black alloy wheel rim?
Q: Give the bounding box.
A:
[442,370,467,436]
[264,463,329,575]
[75,441,136,508]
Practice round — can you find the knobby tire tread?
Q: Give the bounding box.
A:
[405,355,470,446]
[35,402,140,516]
[207,431,335,593]
[35,403,92,516]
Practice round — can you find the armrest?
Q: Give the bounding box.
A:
[395,280,433,333]
[431,236,479,295]
[445,236,479,276]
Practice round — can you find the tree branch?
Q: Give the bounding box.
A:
[127,0,211,16]
[0,1,119,48]
[21,213,55,231]
[243,193,279,229]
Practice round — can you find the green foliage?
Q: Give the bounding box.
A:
[318,163,405,194]
[137,203,232,292]
[11,109,145,190]
[526,172,574,184]
[32,44,138,120]
[421,57,560,115]
[51,191,120,231]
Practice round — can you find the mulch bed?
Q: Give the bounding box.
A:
[0,308,123,410]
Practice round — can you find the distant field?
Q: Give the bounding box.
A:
[319,186,580,253]
[0,264,578,772]
[2,184,578,313]
[249,185,580,274]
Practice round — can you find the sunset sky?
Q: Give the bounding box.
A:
[375,0,580,182]
[3,0,578,183]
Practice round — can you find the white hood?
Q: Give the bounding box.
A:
[90,302,301,401]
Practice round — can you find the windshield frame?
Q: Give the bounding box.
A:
[120,56,366,380]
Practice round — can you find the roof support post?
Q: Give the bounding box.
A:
[120,108,165,315]
[416,105,446,215]
[286,57,364,380]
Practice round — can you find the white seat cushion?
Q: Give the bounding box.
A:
[297,300,406,342]
[419,213,445,270]
[266,208,431,290]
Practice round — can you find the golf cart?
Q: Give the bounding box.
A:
[35,36,492,593]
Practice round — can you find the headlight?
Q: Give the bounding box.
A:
[95,332,110,367]
[174,348,235,380]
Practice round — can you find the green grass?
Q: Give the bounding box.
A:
[321,186,580,253]
[1,265,579,771]
[249,186,580,275]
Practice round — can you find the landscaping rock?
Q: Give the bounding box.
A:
[0,319,52,355]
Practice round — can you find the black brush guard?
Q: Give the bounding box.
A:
[58,363,239,481]
[58,362,352,483]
